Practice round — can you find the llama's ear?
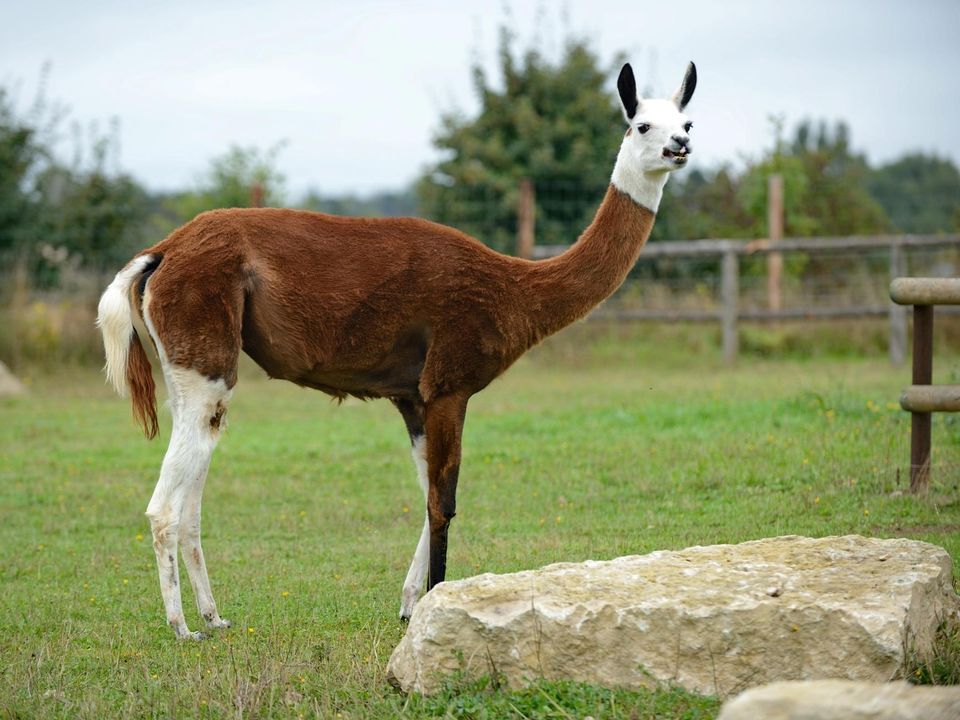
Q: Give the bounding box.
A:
[672,61,697,111]
[617,63,639,121]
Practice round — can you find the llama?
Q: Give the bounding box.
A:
[97,61,696,639]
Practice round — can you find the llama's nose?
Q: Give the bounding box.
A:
[671,134,691,151]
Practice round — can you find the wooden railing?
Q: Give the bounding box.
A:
[890,278,960,492]
[532,234,960,363]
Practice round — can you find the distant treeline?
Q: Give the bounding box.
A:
[413,31,959,251]
[2,34,958,287]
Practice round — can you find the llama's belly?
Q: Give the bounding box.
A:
[295,362,423,400]
[241,315,429,401]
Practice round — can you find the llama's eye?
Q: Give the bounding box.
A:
[684,122,693,132]
[637,123,650,134]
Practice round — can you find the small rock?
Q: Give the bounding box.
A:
[0,361,25,396]
[717,680,960,720]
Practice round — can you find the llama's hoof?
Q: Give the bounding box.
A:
[400,586,420,621]
[177,630,209,641]
[206,617,232,630]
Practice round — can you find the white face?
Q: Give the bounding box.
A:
[623,98,694,174]
[611,62,697,210]
[616,61,697,175]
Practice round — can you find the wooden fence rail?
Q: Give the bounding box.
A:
[532,235,960,363]
[890,278,960,492]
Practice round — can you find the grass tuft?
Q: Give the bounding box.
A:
[907,619,960,686]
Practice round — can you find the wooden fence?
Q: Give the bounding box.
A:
[531,234,960,363]
[890,278,960,491]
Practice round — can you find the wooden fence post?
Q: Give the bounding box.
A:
[516,178,535,259]
[889,241,907,365]
[766,174,784,312]
[891,278,960,493]
[722,244,739,363]
[250,182,264,208]
[910,304,934,492]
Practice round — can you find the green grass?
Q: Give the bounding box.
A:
[2,327,959,718]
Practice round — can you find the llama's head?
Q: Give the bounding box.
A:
[611,61,696,210]
[616,61,697,174]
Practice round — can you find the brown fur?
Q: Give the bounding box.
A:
[137,186,653,401]
[121,184,656,591]
[127,333,159,438]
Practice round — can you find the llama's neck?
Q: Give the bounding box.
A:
[524,184,658,340]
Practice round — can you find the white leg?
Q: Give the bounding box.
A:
[145,367,231,640]
[400,434,430,619]
[180,465,231,630]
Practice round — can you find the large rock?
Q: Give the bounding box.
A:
[717,680,960,720]
[387,535,959,696]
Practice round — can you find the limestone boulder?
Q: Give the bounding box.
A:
[386,535,959,696]
[717,680,960,720]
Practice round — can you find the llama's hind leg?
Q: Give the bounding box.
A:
[393,398,430,620]
[146,367,232,640]
[400,435,430,619]
[180,461,231,630]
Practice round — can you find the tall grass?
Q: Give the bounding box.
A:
[0,265,108,372]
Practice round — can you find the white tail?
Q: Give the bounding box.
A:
[96,254,154,396]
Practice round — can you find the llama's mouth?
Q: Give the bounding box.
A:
[662,148,689,165]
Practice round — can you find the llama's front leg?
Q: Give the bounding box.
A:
[401,519,430,618]
[424,394,468,590]
[180,469,231,630]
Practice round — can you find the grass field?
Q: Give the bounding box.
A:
[2,326,959,719]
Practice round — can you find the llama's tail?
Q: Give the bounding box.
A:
[96,254,160,439]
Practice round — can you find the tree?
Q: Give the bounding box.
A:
[172,144,286,222]
[866,154,960,233]
[0,75,153,279]
[0,77,60,256]
[31,132,153,273]
[417,28,623,253]
[738,119,889,238]
[653,166,753,242]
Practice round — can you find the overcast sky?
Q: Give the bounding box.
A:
[2,0,958,197]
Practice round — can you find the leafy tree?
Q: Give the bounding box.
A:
[32,139,152,272]
[417,28,623,253]
[654,166,753,242]
[0,77,61,256]
[738,118,889,238]
[866,154,960,233]
[0,76,152,279]
[172,144,286,222]
[658,119,900,246]
[0,105,38,253]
